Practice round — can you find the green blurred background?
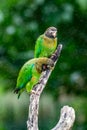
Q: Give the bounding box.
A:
[0,0,87,130]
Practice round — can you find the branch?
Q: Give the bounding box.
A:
[27,44,63,130]
[51,106,75,130]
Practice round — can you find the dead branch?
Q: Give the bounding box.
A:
[51,106,75,130]
[27,44,75,130]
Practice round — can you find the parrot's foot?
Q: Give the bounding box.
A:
[31,90,36,94]
[30,82,41,95]
[30,90,39,96]
[47,59,54,67]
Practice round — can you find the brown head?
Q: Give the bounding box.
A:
[35,58,54,73]
[44,27,57,39]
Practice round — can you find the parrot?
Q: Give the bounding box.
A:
[34,27,57,58]
[14,57,54,98]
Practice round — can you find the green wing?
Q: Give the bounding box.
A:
[34,35,43,58]
[16,63,34,90]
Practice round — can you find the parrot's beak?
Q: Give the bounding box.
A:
[52,31,57,38]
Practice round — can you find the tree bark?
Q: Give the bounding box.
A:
[27,44,75,130]
[51,106,75,130]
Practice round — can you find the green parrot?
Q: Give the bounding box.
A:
[34,27,57,58]
[14,57,54,98]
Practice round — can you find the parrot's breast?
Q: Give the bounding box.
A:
[41,37,57,57]
[26,66,41,92]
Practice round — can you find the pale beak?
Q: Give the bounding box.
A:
[52,31,57,38]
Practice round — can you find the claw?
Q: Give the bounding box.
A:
[30,90,39,96]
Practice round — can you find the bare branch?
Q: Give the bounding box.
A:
[27,44,63,130]
[51,106,75,130]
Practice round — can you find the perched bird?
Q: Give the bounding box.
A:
[34,27,57,58]
[14,57,54,98]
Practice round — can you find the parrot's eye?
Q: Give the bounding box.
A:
[49,30,54,34]
[45,27,57,38]
[42,64,48,71]
[49,30,53,33]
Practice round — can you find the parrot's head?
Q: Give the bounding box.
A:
[45,27,57,39]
